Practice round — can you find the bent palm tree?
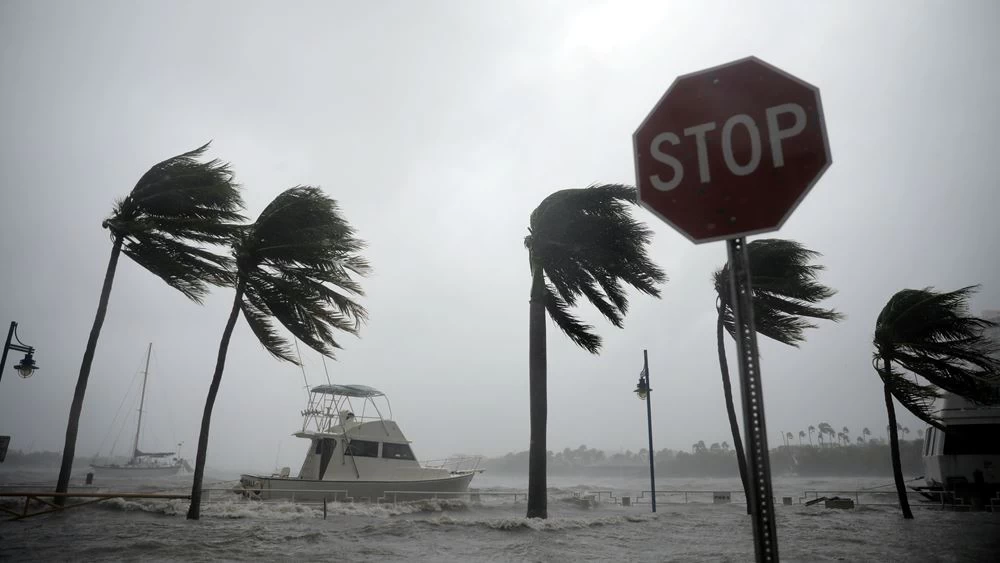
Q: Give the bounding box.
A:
[818,422,835,447]
[186,186,370,520]
[713,239,841,510]
[55,143,243,498]
[523,184,665,519]
[808,425,815,445]
[873,285,1000,519]
[862,427,871,442]
[798,430,805,445]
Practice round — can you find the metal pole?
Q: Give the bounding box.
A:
[132,343,152,460]
[0,322,15,387]
[726,238,779,562]
[644,349,656,513]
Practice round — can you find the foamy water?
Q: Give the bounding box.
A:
[2,469,998,562]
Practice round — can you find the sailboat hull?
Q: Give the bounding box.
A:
[91,464,184,479]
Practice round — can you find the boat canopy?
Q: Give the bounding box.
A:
[310,384,384,398]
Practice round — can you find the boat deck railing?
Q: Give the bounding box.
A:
[421,455,483,473]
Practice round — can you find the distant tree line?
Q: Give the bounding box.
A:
[482,440,924,478]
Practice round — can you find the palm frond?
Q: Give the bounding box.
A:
[104,142,245,300]
[121,232,234,302]
[874,356,943,428]
[715,238,842,347]
[874,286,1000,406]
[526,184,666,352]
[240,297,298,363]
[235,186,370,361]
[543,284,602,353]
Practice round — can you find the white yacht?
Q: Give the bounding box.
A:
[920,310,1000,506]
[920,391,1000,493]
[237,384,481,502]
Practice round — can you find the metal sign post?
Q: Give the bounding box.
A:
[726,237,778,562]
[634,56,832,563]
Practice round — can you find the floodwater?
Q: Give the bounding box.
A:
[1,469,998,562]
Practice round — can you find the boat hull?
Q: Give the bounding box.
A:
[91,464,184,479]
[237,471,477,503]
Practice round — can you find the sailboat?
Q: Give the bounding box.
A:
[91,343,190,478]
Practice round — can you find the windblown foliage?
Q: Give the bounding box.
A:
[525,184,666,352]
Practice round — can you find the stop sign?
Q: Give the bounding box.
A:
[633,57,831,243]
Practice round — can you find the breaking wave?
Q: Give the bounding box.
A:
[421,513,658,531]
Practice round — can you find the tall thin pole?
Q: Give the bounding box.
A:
[727,238,779,562]
[644,349,656,513]
[132,342,152,460]
[0,322,15,387]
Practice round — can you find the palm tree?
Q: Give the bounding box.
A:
[798,430,805,446]
[710,442,721,452]
[901,427,910,441]
[856,436,864,445]
[523,184,665,519]
[862,427,871,442]
[842,426,850,444]
[722,441,730,451]
[54,143,243,498]
[786,432,794,447]
[808,425,815,445]
[713,239,840,507]
[692,440,707,453]
[186,186,370,520]
[873,286,1000,519]
[817,422,835,447]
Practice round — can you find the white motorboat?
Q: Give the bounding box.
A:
[916,310,1000,508]
[91,343,189,479]
[920,392,1000,492]
[237,384,481,502]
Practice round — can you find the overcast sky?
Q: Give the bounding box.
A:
[1,0,998,475]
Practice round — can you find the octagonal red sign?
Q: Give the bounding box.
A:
[633,56,831,243]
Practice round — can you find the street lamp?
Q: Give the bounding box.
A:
[634,349,655,513]
[2,321,39,384]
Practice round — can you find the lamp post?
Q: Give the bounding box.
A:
[1,321,39,385]
[634,349,655,513]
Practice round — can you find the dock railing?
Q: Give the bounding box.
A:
[634,490,748,505]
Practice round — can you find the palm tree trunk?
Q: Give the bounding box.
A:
[717,314,751,515]
[883,358,913,519]
[55,238,123,502]
[187,281,245,520]
[526,266,547,519]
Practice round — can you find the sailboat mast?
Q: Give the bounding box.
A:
[132,342,152,459]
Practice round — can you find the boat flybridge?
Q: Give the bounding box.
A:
[237,384,482,503]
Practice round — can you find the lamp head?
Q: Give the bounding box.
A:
[15,352,38,378]
[634,376,649,400]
